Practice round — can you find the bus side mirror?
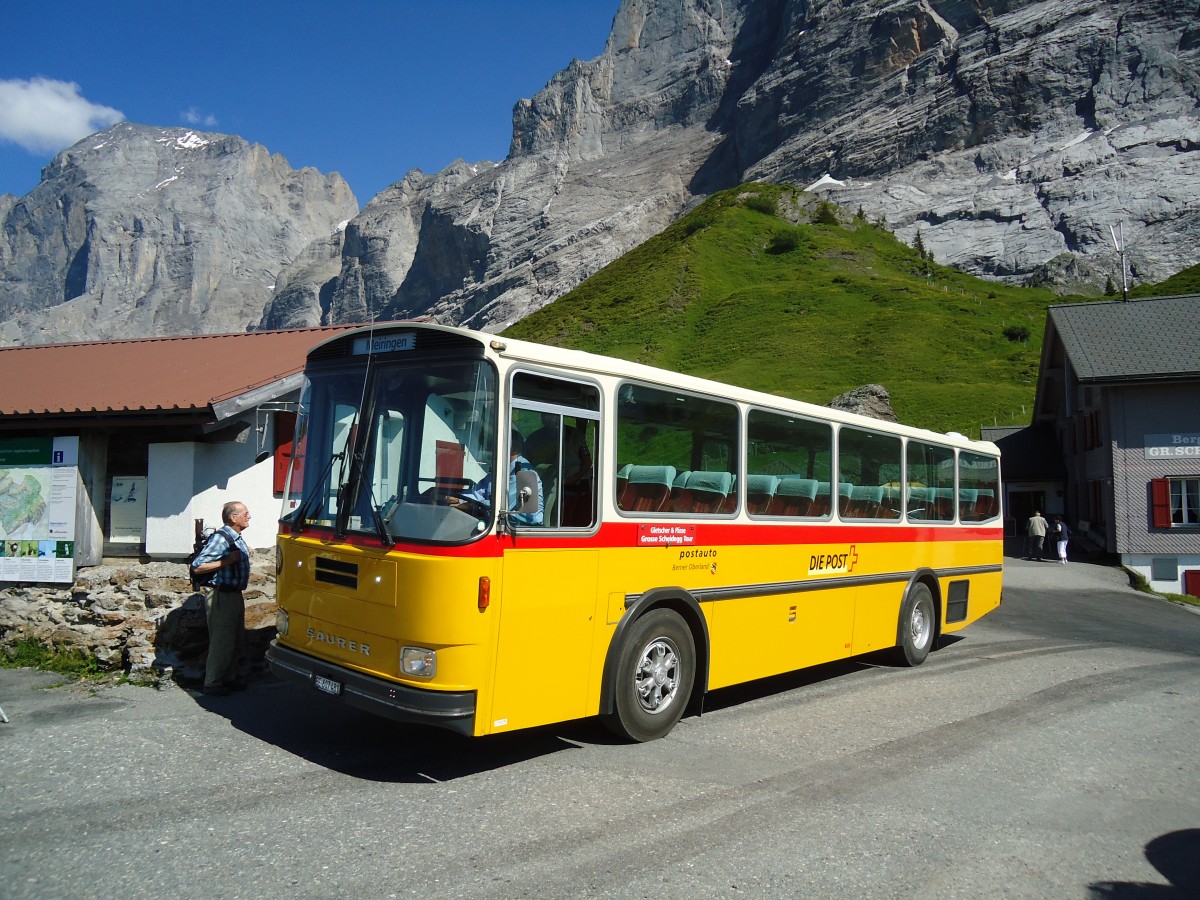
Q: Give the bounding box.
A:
[513,469,539,515]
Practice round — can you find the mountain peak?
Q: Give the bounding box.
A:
[1,122,357,346]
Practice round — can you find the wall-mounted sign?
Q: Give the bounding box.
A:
[1145,433,1200,459]
[0,436,78,583]
[109,476,148,544]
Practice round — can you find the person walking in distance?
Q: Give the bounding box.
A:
[1052,515,1071,564]
[1026,510,1048,561]
[190,501,252,695]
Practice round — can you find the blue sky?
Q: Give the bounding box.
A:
[0,1,618,205]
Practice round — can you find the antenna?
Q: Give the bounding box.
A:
[1109,223,1128,301]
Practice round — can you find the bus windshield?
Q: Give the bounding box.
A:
[282,358,498,543]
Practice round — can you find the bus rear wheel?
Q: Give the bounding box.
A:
[602,608,695,742]
[891,582,936,667]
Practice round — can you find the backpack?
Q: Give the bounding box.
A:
[186,520,232,591]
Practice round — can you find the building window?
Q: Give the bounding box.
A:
[1151,477,1200,527]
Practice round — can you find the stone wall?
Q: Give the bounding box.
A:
[0,550,277,685]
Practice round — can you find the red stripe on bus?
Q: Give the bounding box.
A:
[279,520,1001,558]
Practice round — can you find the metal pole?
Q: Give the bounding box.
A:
[1111,223,1129,301]
[1119,221,1128,300]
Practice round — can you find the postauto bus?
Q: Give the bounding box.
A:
[267,323,1003,741]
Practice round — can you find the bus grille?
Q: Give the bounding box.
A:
[946,580,969,623]
[315,556,358,590]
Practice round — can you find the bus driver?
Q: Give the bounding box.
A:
[450,429,543,525]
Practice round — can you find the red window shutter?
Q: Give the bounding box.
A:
[1150,478,1172,528]
[273,412,298,494]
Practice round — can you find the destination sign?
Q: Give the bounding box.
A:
[352,332,415,355]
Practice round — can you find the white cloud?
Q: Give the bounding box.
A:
[0,77,124,154]
[182,107,218,127]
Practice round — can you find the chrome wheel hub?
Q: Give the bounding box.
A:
[634,638,679,715]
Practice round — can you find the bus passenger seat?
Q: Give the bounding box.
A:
[848,485,884,518]
[618,465,677,512]
[906,485,928,519]
[746,475,780,515]
[670,471,693,510]
[812,481,832,517]
[767,477,818,517]
[932,487,955,520]
[973,489,995,519]
[958,488,978,521]
[673,470,733,513]
[836,482,855,517]
[616,463,633,496]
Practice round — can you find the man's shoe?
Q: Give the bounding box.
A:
[203,684,232,696]
[227,680,248,691]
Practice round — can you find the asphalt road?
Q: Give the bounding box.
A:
[2,547,1198,899]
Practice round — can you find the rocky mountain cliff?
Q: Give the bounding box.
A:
[3,1,1197,346]
[260,0,1200,332]
[0,123,357,345]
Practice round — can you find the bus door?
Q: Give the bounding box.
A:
[486,372,603,733]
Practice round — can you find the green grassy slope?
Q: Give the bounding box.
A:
[1131,262,1200,298]
[503,184,1063,438]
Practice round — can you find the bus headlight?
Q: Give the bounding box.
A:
[401,647,436,677]
[275,608,289,636]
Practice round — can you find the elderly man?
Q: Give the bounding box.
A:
[1025,509,1048,561]
[190,501,252,695]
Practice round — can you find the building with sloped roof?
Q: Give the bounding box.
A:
[0,326,362,576]
[1031,295,1200,594]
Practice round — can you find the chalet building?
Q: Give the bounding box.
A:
[1028,295,1200,596]
[0,326,361,580]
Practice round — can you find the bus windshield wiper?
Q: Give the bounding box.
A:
[285,450,343,532]
[363,478,395,547]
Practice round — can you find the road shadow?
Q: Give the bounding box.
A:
[189,675,617,782]
[698,639,959,716]
[1089,828,1200,898]
[187,629,970,780]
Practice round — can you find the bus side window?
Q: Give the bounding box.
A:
[747,409,832,518]
[615,382,738,515]
[560,417,596,526]
[959,451,1000,521]
[511,373,600,529]
[838,426,901,520]
[907,440,955,522]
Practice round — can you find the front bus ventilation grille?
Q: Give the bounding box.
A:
[315,557,359,590]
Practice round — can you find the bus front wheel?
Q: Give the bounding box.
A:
[892,582,936,667]
[602,608,695,742]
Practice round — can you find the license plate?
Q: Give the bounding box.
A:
[314,675,342,696]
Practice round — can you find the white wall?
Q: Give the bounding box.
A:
[146,427,285,557]
[1123,553,1200,597]
[145,442,197,556]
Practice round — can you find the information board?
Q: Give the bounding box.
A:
[0,436,78,582]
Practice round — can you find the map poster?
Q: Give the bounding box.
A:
[0,436,79,583]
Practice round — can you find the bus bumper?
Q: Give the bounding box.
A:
[266,640,477,737]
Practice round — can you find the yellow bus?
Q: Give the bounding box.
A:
[267,322,1003,741]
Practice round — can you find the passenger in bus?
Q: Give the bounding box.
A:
[520,416,594,526]
[451,429,544,525]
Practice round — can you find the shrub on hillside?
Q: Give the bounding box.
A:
[743,194,778,216]
[767,229,802,254]
[813,201,840,225]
